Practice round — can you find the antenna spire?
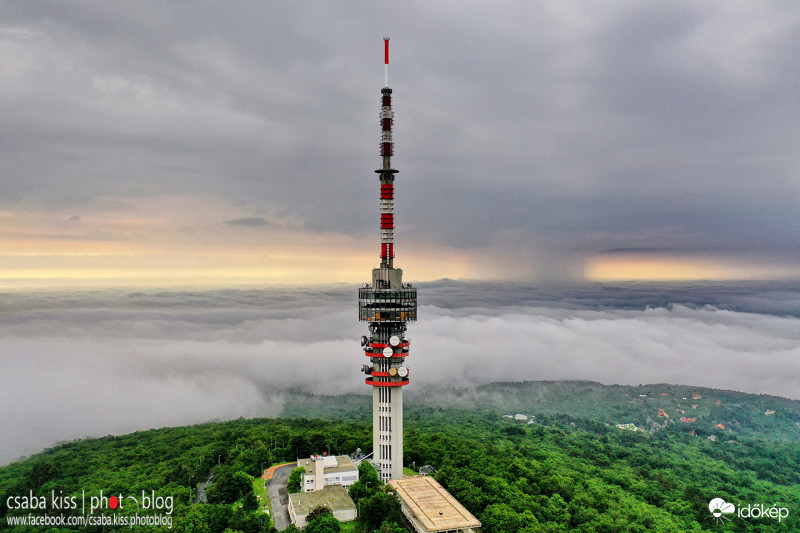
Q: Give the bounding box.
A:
[384,37,390,87]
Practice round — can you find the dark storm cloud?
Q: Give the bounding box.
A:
[1,281,799,463]
[1,1,798,270]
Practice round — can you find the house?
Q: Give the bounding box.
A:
[418,465,436,476]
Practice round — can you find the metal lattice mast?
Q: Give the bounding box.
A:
[358,37,417,483]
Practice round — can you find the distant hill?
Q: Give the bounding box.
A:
[281,380,800,441]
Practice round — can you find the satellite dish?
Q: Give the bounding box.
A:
[360,336,369,347]
[398,367,409,377]
[389,335,400,346]
[383,347,393,357]
[389,368,398,376]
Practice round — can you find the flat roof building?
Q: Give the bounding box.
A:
[297,455,359,492]
[389,477,481,533]
[288,485,357,528]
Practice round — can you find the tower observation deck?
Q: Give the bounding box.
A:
[358,37,417,483]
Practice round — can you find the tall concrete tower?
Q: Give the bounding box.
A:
[358,37,417,483]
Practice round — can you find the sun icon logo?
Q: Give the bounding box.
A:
[709,498,736,523]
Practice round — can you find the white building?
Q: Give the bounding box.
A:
[297,455,359,492]
[288,486,357,528]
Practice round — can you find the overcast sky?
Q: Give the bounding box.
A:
[1,1,799,285]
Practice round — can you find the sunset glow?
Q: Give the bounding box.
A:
[586,255,798,282]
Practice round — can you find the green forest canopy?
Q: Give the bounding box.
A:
[1,382,798,532]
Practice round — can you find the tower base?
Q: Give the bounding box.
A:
[372,385,404,482]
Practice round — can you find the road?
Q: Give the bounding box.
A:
[194,473,213,504]
[266,464,294,530]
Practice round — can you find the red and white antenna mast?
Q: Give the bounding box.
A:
[378,37,397,268]
[384,36,390,88]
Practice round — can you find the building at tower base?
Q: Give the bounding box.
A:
[288,486,357,528]
[389,477,482,533]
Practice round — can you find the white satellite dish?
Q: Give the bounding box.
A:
[398,367,409,377]
[389,335,400,346]
[383,347,393,357]
[361,336,369,346]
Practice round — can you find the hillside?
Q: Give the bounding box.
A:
[1,381,799,532]
[283,381,800,441]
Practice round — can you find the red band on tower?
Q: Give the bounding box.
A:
[384,38,389,64]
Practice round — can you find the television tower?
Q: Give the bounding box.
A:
[358,37,417,483]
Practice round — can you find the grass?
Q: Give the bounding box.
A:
[252,477,273,525]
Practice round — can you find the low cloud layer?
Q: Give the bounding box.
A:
[1,281,799,463]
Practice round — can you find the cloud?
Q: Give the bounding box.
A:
[224,217,269,227]
[1,281,799,463]
[2,2,800,281]
[414,304,800,401]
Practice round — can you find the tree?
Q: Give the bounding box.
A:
[358,490,403,531]
[207,470,253,504]
[348,480,368,504]
[179,503,234,533]
[481,503,523,533]
[358,461,380,489]
[287,467,305,493]
[305,512,340,533]
[241,491,259,512]
[230,506,267,533]
[542,494,569,524]
[378,521,406,533]
[350,461,381,504]
[306,506,333,523]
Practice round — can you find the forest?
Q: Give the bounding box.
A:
[1,381,799,532]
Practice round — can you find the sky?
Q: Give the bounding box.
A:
[2,1,799,286]
[2,281,799,464]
